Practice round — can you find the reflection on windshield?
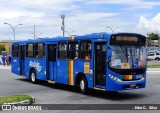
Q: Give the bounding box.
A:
[109,45,146,69]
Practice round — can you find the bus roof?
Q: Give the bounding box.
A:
[12,32,145,44]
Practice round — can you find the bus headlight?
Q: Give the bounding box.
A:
[136,75,143,79]
[140,77,145,81]
[109,74,122,82]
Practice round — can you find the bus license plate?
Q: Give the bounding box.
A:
[130,84,136,88]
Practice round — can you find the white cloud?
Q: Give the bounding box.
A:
[0,0,76,18]
[136,13,160,34]
[87,0,160,10]
[0,11,44,18]
[64,12,121,35]
[0,0,81,40]
[87,0,141,4]
[68,12,119,22]
[0,0,159,40]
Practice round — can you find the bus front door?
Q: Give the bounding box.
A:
[47,44,57,81]
[20,45,25,75]
[94,42,106,89]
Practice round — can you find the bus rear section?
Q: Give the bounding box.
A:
[106,33,147,91]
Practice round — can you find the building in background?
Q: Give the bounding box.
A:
[0,40,13,52]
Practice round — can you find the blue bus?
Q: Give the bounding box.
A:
[11,33,147,94]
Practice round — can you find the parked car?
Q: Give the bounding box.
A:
[147,52,160,61]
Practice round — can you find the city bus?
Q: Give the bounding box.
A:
[11,33,147,94]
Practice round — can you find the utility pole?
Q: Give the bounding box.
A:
[4,22,23,40]
[61,14,65,37]
[33,25,36,39]
[107,26,119,33]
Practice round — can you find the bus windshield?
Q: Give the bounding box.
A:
[109,45,146,69]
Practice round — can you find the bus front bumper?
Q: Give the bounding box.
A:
[106,76,146,91]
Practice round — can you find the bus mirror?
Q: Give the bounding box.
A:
[107,45,112,62]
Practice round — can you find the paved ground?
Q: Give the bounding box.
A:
[0,68,160,113]
[147,61,160,65]
[0,65,11,69]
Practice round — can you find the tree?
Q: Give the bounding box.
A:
[0,44,6,55]
[146,38,153,46]
[147,33,159,40]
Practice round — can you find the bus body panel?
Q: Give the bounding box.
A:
[57,60,68,84]
[106,76,146,91]
[74,60,94,88]
[49,61,55,80]
[25,58,47,80]
[21,59,25,75]
[11,58,20,75]
[106,69,146,91]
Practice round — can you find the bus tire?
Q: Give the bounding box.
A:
[30,70,37,84]
[79,77,88,94]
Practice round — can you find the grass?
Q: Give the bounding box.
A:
[148,65,160,68]
[0,95,32,104]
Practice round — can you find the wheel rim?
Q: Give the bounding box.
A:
[80,80,85,91]
[31,73,35,82]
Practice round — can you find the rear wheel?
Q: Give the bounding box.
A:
[79,77,88,94]
[30,70,37,84]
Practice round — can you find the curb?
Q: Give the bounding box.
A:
[0,66,11,70]
[147,71,160,73]
[0,96,35,105]
[12,97,35,105]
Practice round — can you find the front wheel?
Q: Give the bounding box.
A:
[30,70,37,84]
[79,77,88,94]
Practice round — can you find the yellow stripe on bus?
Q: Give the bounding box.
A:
[129,75,132,80]
[68,60,74,85]
[68,61,71,84]
[70,36,74,41]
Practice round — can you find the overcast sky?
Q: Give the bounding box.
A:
[0,0,160,40]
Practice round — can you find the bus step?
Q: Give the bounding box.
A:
[94,87,106,91]
[20,75,25,77]
[47,80,56,84]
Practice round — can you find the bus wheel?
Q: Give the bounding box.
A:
[30,70,37,84]
[79,77,88,94]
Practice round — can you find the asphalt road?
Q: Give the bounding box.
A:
[0,68,160,113]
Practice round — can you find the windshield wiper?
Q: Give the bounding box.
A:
[120,45,129,62]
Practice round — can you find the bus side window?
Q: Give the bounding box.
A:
[26,43,34,58]
[35,43,45,58]
[12,44,19,57]
[48,45,56,61]
[58,42,67,59]
[79,40,91,60]
[68,41,78,60]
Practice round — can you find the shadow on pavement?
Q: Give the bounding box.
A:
[16,78,146,101]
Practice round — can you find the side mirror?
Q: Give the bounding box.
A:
[107,45,112,62]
